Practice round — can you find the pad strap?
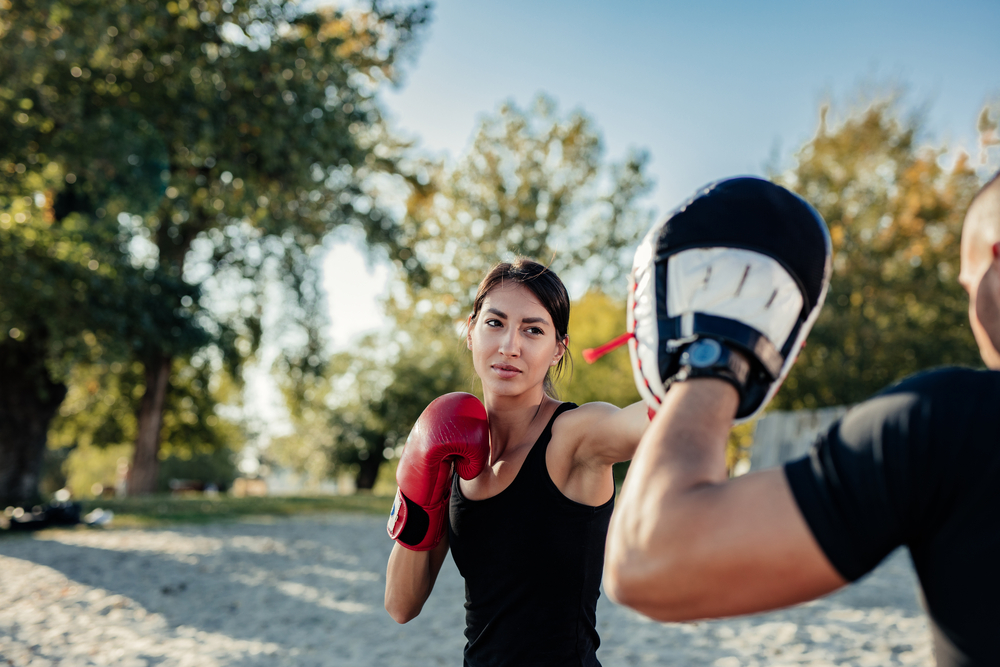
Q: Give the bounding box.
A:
[658,312,785,379]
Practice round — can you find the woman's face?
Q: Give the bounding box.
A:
[467,283,565,399]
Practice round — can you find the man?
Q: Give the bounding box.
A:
[604,172,1000,667]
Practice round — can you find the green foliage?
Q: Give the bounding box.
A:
[1,0,431,499]
[268,366,339,488]
[772,101,983,409]
[557,290,639,407]
[60,442,131,499]
[156,446,238,491]
[49,361,143,454]
[0,0,427,363]
[277,97,653,487]
[275,328,474,490]
[0,206,207,377]
[372,455,399,495]
[57,441,238,499]
[0,161,207,505]
[395,95,652,323]
[158,357,241,460]
[49,354,241,495]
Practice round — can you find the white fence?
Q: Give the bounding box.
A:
[748,405,850,471]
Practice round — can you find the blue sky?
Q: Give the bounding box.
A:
[326,0,1000,347]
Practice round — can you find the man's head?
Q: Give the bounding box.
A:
[959,171,1000,369]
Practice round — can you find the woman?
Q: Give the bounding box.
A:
[385,258,649,666]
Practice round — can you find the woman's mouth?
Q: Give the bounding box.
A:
[492,363,521,379]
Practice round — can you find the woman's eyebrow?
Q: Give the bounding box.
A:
[485,307,549,325]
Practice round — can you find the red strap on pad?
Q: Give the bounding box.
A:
[582,331,634,364]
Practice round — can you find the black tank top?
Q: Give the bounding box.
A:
[448,403,614,667]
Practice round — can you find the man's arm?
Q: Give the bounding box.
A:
[603,378,846,622]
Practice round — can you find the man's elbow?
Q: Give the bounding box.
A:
[603,560,636,608]
[604,559,662,619]
[603,544,695,622]
[604,540,652,603]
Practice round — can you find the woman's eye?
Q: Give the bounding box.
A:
[486,319,502,328]
[526,327,544,335]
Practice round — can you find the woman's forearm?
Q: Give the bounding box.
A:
[384,537,449,623]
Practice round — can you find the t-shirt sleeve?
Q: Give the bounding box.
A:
[783,389,931,582]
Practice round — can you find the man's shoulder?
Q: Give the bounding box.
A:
[876,366,1000,400]
[837,367,994,432]
[835,366,1000,459]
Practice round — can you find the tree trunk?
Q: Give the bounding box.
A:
[354,452,384,491]
[0,336,67,508]
[127,354,172,496]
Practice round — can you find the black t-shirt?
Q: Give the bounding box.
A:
[785,367,1000,667]
[448,403,614,667]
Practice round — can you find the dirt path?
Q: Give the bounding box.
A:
[0,514,930,666]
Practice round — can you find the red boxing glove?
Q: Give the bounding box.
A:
[387,393,489,551]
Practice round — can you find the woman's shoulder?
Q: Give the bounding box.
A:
[551,398,649,464]
[550,400,621,434]
[547,399,647,470]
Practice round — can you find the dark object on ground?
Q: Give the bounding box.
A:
[169,479,205,494]
[2,500,82,531]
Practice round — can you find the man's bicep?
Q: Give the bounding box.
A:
[615,468,848,622]
[695,468,849,616]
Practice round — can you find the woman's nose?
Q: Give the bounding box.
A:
[498,329,519,357]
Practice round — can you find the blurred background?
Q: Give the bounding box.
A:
[2,0,998,510]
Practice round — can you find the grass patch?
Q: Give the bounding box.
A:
[77,494,393,528]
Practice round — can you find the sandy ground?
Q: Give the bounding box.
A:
[0,513,931,666]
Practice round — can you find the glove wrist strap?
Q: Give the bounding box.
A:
[388,487,449,551]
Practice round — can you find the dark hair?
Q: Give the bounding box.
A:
[470,258,571,397]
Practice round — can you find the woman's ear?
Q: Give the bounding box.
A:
[551,335,568,366]
[467,315,474,350]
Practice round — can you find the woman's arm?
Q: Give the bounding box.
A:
[385,534,451,623]
[384,392,488,622]
[569,400,650,466]
[546,400,648,507]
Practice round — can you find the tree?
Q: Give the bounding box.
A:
[277,96,654,489]
[395,96,652,317]
[771,100,984,410]
[48,352,242,497]
[1,0,429,497]
[0,194,207,505]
